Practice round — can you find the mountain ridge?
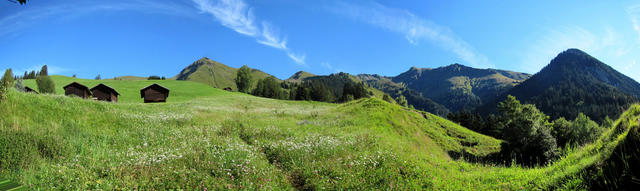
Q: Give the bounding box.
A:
[392,63,531,112]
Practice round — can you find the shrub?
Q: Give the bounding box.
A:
[36,75,56,94]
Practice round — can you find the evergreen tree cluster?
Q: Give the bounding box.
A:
[20,70,38,79]
[253,76,287,99]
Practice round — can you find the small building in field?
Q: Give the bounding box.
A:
[223,87,232,91]
[140,83,169,103]
[24,86,38,94]
[90,83,119,102]
[63,82,91,99]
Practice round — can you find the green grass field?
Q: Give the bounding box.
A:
[2,77,639,190]
[22,75,222,103]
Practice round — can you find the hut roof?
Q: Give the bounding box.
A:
[63,82,90,91]
[140,83,170,98]
[90,83,120,96]
[24,86,38,93]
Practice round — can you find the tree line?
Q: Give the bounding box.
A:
[448,95,608,166]
[235,65,373,103]
[0,65,56,100]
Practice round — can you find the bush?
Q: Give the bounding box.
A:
[36,75,56,94]
[552,113,603,147]
[148,75,161,80]
[14,79,25,92]
[395,95,408,107]
[382,94,394,104]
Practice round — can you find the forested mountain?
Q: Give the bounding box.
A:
[357,74,450,116]
[480,49,640,122]
[392,64,530,112]
[174,57,274,90]
[298,72,383,101]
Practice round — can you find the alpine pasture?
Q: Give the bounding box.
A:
[1,76,639,190]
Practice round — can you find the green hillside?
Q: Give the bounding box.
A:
[358,74,450,116]
[286,71,315,83]
[393,64,530,112]
[2,79,640,189]
[21,75,220,103]
[174,57,274,91]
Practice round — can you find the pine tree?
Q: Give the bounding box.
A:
[1,69,15,100]
[40,65,48,76]
[395,95,408,107]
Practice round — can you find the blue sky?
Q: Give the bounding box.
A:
[1,0,640,82]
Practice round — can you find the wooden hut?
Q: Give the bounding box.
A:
[90,83,119,102]
[63,82,91,99]
[140,83,169,103]
[24,86,38,94]
[223,87,232,91]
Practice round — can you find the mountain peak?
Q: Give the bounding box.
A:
[287,71,315,82]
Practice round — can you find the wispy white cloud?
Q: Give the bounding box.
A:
[192,0,257,36]
[627,4,640,44]
[320,61,342,73]
[329,1,489,68]
[192,0,306,66]
[257,21,288,50]
[287,52,306,66]
[321,62,333,70]
[0,0,195,37]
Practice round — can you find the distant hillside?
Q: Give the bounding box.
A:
[112,76,147,80]
[286,71,315,83]
[174,57,275,91]
[392,64,530,112]
[358,74,450,116]
[480,49,640,122]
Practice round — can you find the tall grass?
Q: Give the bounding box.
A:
[1,85,639,190]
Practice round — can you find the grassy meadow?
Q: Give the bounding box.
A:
[1,77,639,190]
[21,75,220,103]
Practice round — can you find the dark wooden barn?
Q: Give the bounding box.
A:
[140,83,169,103]
[63,82,91,99]
[90,83,119,102]
[24,86,38,94]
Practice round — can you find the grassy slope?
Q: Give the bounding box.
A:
[174,58,274,91]
[22,75,220,103]
[2,78,639,189]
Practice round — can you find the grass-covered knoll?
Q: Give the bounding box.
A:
[21,75,222,103]
[1,88,639,189]
[174,57,275,90]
